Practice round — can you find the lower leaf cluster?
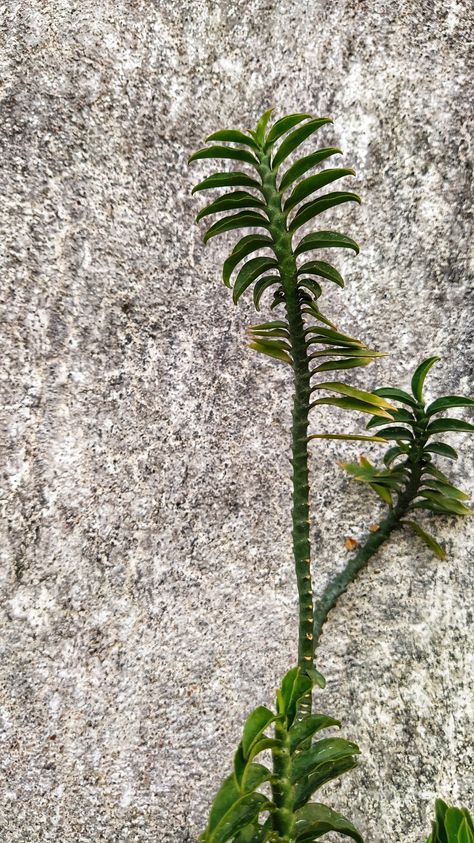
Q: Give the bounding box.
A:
[199,668,361,843]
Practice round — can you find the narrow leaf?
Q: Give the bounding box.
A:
[421,479,470,501]
[411,356,441,403]
[279,147,342,192]
[313,357,373,372]
[427,418,474,435]
[253,277,283,309]
[196,191,266,221]
[311,381,395,410]
[223,234,275,287]
[309,433,386,442]
[233,257,279,303]
[378,426,414,441]
[298,277,322,299]
[189,145,259,166]
[209,792,270,843]
[402,520,446,560]
[424,442,458,460]
[293,757,358,811]
[283,168,356,212]
[425,395,474,417]
[192,172,264,195]
[271,118,333,169]
[294,231,359,256]
[291,738,360,784]
[289,192,361,233]
[372,387,419,408]
[384,445,407,467]
[370,483,393,504]
[311,397,393,417]
[288,715,340,754]
[297,259,345,287]
[294,802,363,843]
[249,339,292,364]
[206,129,260,149]
[254,108,274,145]
[264,113,312,148]
[242,706,277,758]
[203,212,270,244]
[415,490,470,515]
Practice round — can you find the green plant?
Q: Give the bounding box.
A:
[189,109,472,843]
[424,800,474,843]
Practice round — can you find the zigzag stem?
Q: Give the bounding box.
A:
[312,427,427,651]
[256,153,314,717]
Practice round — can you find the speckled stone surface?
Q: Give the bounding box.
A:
[1,2,473,841]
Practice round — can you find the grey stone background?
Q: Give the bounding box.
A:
[1,1,473,841]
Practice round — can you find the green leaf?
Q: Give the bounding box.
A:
[422,463,453,484]
[445,807,467,840]
[313,359,374,374]
[377,426,414,441]
[253,276,281,310]
[297,260,345,287]
[304,667,326,689]
[249,339,292,364]
[189,145,259,167]
[207,775,240,836]
[402,520,446,560]
[425,395,474,417]
[427,418,474,435]
[206,129,260,149]
[309,348,384,361]
[291,737,360,784]
[414,491,470,516]
[293,756,359,811]
[294,231,359,257]
[254,108,274,145]
[242,706,277,758]
[192,172,264,195]
[196,191,266,221]
[306,327,363,345]
[411,356,441,403]
[271,118,332,169]
[372,387,419,408]
[279,148,343,192]
[424,442,458,460]
[309,433,387,442]
[288,714,340,754]
[289,192,361,233]
[298,277,322,299]
[208,792,271,843]
[383,445,407,467]
[457,818,474,843]
[278,668,312,725]
[311,396,393,417]
[233,257,279,303]
[370,482,393,505]
[294,802,363,843]
[421,479,470,501]
[264,113,313,149]
[283,168,356,212]
[223,234,275,287]
[203,212,270,244]
[311,381,395,410]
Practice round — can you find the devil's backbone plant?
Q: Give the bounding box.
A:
[189,110,473,843]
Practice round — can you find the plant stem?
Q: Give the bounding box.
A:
[257,152,314,711]
[270,721,295,843]
[313,434,426,651]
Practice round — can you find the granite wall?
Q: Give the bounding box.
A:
[1,2,473,841]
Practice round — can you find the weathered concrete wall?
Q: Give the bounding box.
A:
[1,1,473,841]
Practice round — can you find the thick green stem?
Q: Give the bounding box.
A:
[270,721,295,843]
[313,435,426,651]
[257,153,314,710]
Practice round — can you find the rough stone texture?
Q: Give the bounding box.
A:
[1,2,473,841]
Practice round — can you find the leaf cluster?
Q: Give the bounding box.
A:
[199,668,361,843]
[341,358,473,558]
[424,799,474,843]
